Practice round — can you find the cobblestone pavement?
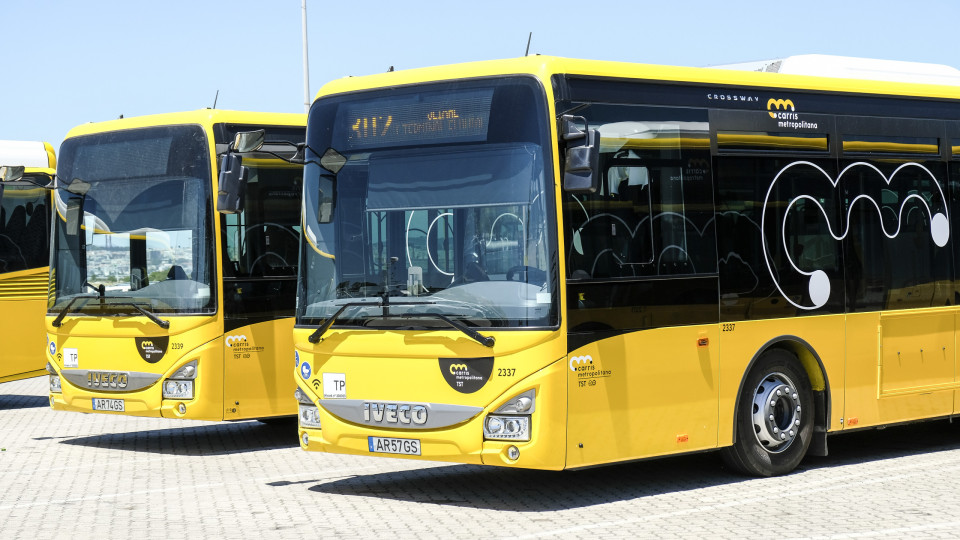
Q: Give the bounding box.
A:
[3,375,960,539]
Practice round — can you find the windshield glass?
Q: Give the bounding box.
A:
[51,125,214,315]
[299,77,557,329]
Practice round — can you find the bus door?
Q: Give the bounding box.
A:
[839,117,955,426]
[838,117,958,427]
[563,100,720,463]
[952,122,960,417]
[221,161,301,419]
[0,174,51,380]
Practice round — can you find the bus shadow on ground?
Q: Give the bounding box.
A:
[58,418,299,456]
[308,420,960,511]
[0,394,49,411]
[309,452,739,512]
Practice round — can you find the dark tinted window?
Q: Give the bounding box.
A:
[0,184,49,273]
[563,105,717,280]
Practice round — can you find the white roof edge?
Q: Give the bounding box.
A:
[710,54,960,86]
[0,140,52,168]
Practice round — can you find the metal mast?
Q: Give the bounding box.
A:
[302,0,310,113]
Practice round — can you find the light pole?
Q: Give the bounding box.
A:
[302,0,310,113]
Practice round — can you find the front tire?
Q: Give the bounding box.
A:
[721,349,813,476]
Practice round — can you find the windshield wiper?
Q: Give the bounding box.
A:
[113,302,171,329]
[51,295,96,327]
[307,301,495,348]
[51,294,170,329]
[307,301,390,344]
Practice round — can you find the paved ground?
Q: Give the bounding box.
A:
[3,375,960,539]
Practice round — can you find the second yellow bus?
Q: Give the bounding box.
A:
[47,110,305,421]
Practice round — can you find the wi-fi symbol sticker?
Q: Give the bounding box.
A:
[311,379,321,390]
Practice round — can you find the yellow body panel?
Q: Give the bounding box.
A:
[844,309,957,429]
[566,325,719,468]
[48,110,305,421]
[223,318,296,420]
[0,267,48,383]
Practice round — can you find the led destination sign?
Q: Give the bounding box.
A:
[337,88,493,150]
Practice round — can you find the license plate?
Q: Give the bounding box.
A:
[368,436,421,456]
[92,398,125,412]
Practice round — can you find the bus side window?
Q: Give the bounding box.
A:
[564,104,714,280]
[0,186,49,273]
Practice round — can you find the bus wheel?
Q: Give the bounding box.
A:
[721,349,813,477]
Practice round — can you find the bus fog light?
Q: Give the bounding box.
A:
[299,404,322,428]
[483,415,530,441]
[494,389,536,414]
[507,445,520,460]
[178,403,186,414]
[163,380,194,399]
[49,375,61,393]
[301,433,309,446]
[170,360,198,380]
[513,396,533,413]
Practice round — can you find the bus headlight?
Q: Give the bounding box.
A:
[483,389,535,442]
[484,415,530,441]
[163,380,193,399]
[49,375,62,393]
[162,360,197,399]
[299,404,321,428]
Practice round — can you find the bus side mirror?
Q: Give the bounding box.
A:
[0,165,24,182]
[217,153,248,214]
[560,115,600,194]
[234,129,265,153]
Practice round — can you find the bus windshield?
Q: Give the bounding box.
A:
[51,125,215,315]
[299,77,557,329]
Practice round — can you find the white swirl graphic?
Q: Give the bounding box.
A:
[763,161,949,310]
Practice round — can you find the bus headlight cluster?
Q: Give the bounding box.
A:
[299,404,322,428]
[484,415,529,440]
[46,362,61,393]
[296,387,321,428]
[483,389,535,442]
[162,360,197,399]
[163,380,193,399]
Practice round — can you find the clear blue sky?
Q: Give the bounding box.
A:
[4,0,959,149]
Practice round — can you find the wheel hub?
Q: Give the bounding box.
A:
[751,373,802,453]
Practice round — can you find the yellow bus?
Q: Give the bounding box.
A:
[47,110,305,421]
[292,56,960,476]
[0,141,55,384]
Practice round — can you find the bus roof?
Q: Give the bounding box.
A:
[711,54,960,86]
[0,140,56,169]
[63,109,306,139]
[313,55,960,102]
